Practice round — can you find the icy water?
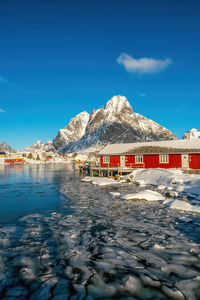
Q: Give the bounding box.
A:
[0,164,200,300]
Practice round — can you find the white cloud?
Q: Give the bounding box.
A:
[0,109,5,113]
[0,77,8,84]
[117,53,172,74]
[139,93,147,97]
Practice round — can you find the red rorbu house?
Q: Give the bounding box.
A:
[5,157,23,164]
[99,139,200,170]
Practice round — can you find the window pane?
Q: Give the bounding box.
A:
[103,156,109,163]
[135,155,143,163]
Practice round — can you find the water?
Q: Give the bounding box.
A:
[0,164,73,223]
[0,164,200,299]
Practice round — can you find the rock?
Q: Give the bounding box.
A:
[140,275,161,288]
[20,267,36,280]
[124,275,143,296]
[161,264,198,279]
[165,191,179,198]
[162,286,185,300]
[176,277,200,300]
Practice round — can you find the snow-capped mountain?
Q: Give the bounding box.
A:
[0,141,15,154]
[53,95,176,154]
[24,140,55,152]
[53,111,89,151]
[183,128,200,139]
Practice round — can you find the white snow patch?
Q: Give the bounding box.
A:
[169,200,200,213]
[109,192,121,197]
[91,178,120,186]
[81,177,92,183]
[130,169,200,197]
[121,189,165,201]
[183,128,200,139]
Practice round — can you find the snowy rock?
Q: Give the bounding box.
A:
[81,177,92,183]
[140,275,161,287]
[162,286,185,300]
[109,192,120,197]
[165,191,179,198]
[20,267,36,280]
[124,275,143,296]
[121,189,165,201]
[129,168,200,198]
[169,200,200,213]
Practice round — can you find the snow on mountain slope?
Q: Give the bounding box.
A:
[183,128,200,139]
[24,140,55,152]
[53,95,176,154]
[0,141,15,153]
[53,111,90,151]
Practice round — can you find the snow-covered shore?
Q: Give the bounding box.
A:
[82,168,200,214]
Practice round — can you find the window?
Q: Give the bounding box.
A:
[135,155,143,163]
[159,154,169,163]
[103,156,110,163]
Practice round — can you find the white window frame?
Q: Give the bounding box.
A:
[159,154,169,163]
[135,155,143,163]
[103,156,110,163]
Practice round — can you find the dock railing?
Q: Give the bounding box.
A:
[99,162,145,169]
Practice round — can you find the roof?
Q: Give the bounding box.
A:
[99,139,200,155]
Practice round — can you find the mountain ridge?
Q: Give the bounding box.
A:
[0,141,15,154]
[53,95,177,154]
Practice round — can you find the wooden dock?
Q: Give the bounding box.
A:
[78,161,200,178]
[78,161,136,177]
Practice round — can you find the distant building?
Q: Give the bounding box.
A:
[5,157,23,164]
[99,139,200,170]
[46,156,52,160]
[0,152,6,157]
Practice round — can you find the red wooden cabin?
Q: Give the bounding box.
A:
[5,157,23,164]
[99,139,200,170]
[46,156,52,160]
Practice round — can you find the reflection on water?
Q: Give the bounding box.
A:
[0,163,76,223]
[0,164,200,299]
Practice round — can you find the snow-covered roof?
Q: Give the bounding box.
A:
[99,139,200,155]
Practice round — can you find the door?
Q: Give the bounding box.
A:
[120,156,125,167]
[182,154,189,168]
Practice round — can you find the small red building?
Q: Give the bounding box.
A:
[99,139,200,170]
[46,156,52,160]
[5,157,23,164]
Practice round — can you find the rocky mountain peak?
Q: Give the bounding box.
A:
[53,95,177,154]
[183,128,200,139]
[104,95,133,114]
[0,141,15,153]
[24,139,54,152]
[53,111,90,151]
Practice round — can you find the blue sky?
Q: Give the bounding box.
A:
[0,0,200,150]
